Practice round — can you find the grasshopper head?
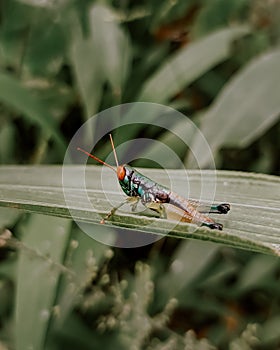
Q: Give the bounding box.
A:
[117,165,126,181]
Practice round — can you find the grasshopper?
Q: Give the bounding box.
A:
[78,135,230,230]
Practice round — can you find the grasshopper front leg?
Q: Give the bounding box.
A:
[101,197,139,224]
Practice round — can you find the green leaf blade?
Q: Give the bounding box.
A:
[189,49,280,166]
[138,26,250,103]
[0,72,66,154]
[15,214,71,349]
[89,4,131,95]
[0,166,279,256]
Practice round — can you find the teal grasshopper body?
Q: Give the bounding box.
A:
[78,136,230,230]
[116,164,230,230]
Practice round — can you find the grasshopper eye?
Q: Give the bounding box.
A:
[117,166,126,181]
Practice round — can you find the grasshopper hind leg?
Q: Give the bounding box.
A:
[202,222,223,230]
[196,203,229,230]
[213,203,230,214]
[190,201,230,214]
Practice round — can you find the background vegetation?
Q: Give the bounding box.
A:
[0,0,279,349]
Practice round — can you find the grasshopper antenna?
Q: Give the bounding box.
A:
[109,134,119,167]
[77,147,116,173]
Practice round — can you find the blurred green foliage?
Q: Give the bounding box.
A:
[0,0,280,349]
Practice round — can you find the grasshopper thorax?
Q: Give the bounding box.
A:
[117,164,139,197]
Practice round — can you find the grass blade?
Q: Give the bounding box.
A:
[15,214,71,349]
[189,49,280,166]
[0,166,279,256]
[89,3,131,96]
[138,26,250,103]
[0,72,66,154]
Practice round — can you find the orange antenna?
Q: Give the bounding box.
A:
[77,147,116,173]
[109,134,119,167]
